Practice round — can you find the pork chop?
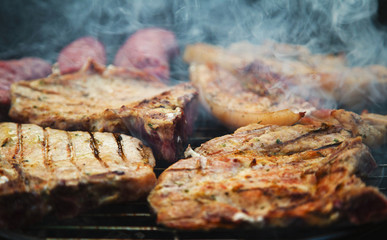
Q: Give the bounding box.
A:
[148,122,387,230]
[0,122,156,229]
[184,42,387,111]
[9,61,198,162]
[188,62,314,129]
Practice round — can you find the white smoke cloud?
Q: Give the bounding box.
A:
[1,0,386,111]
[1,0,385,64]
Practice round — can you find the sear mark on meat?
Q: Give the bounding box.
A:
[8,62,198,163]
[0,122,156,229]
[148,123,387,230]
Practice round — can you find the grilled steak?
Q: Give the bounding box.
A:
[0,122,156,229]
[9,61,198,162]
[184,42,387,110]
[148,122,387,230]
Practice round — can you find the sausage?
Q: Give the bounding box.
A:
[113,28,179,82]
[0,57,52,105]
[58,36,106,74]
[0,57,52,121]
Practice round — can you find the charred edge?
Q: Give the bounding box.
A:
[88,132,109,169]
[114,133,128,163]
[66,132,82,173]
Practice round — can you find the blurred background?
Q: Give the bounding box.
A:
[0,0,386,66]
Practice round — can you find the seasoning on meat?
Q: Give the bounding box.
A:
[187,63,311,129]
[0,122,156,229]
[148,121,387,230]
[9,60,198,162]
[299,109,387,147]
[184,41,387,111]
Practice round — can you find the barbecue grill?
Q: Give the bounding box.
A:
[0,111,386,240]
[1,0,387,239]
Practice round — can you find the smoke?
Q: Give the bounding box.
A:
[1,0,385,62]
[0,0,386,111]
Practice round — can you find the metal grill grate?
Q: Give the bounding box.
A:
[2,116,387,240]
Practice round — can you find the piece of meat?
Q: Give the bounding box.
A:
[148,123,387,230]
[299,109,387,147]
[0,122,156,229]
[0,57,52,122]
[188,62,312,129]
[184,42,387,110]
[114,28,179,82]
[0,57,52,106]
[9,61,198,163]
[58,36,106,75]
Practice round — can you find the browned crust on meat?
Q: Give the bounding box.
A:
[0,122,156,229]
[299,109,387,147]
[8,64,198,162]
[184,42,387,110]
[188,62,312,129]
[148,123,387,230]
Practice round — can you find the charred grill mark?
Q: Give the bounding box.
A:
[137,143,150,164]
[233,187,277,198]
[21,83,61,95]
[235,186,311,203]
[14,84,97,108]
[89,132,109,169]
[265,126,343,155]
[10,124,27,189]
[42,128,54,176]
[313,142,342,151]
[201,149,223,156]
[13,92,97,110]
[249,158,257,167]
[12,93,36,101]
[315,147,350,181]
[66,132,82,173]
[237,124,274,135]
[114,133,128,163]
[166,167,201,172]
[1,137,9,147]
